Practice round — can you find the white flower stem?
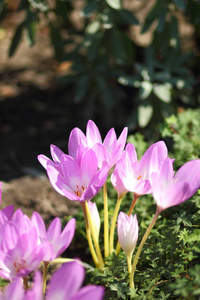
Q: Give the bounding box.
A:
[85,201,104,269]
[130,207,161,290]
[103,183,109,257]
[109,195,123,255]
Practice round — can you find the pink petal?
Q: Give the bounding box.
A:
[68,128,87,158]
[175,159,200,198]
[103,128,117,152]
[50,145,65,163]
[53,218,76,258]
[86,120,102,147]
[47,218,61,243]
[47,166,78,200]
[31,212,46,240]
[37,154,54,170]
[46,261,85,300]
[70,285,105,300]
[80,149,98,186]
[4,277,24,300]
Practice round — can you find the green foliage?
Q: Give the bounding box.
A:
[2,0,200,131]
[161,109,200,167]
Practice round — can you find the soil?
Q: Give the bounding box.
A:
[0,11,88,223]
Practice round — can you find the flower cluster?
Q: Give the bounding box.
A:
[38,120,200,291]
[0,206,75,280]
[1,119,200,298]
[0,189,104,299]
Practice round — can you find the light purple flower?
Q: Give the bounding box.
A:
[68,120,128,169]
[151,158,200,212]
[0,221,45,280]
[117,212,139,257]
[0,261,104,300]
[31,212,76,261]
[38,146,109,202]
[112,141,169,197]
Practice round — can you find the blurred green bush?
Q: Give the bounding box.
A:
[1,0,200,134]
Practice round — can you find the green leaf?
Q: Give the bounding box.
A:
[153,83,172,103]
[138,104,153,127]
[170,15,180,49]
[9,21,25,57]
[157,7,167,32]
[173,0,186,11]
[109,29,128,64]
[139,81,152,100]
[119,9,139,25]
[82,2,98,17]
[106,0,122,10]
[141,0,162,33]
[26,10,37,46]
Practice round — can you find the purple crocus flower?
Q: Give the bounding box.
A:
[38,146,109,202]
[0,221,45,280]
[151,158,200,212]
[0,261,104,300]
[111,141,169,197]
[31,212,76,262]
[68,120,128,169]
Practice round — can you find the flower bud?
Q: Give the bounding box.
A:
[87,201,100,240]
[117,212,139,257]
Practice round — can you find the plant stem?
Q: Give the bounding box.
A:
[23,277,29,290]
[81,202,100,268]
[130,207,161,290]
[128,193,139,216]
[85,201,104,269]
[109,196,123,255]
[127,253,132,275]
[42,261,49,295]
[103,183,109,257]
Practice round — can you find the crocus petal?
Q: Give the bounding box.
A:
[118,212,139,257]
[47,218,61,243]
[31,212,46,241]
[175,159,200,199]
[2,206,14,221]
[80,149,98,186]
[70,285,105,300]
[37,154,54,170]
[139,141,168,178]
[53,218,76,258]
[111,168,127,199]
[3,278,24,300]
[68,128,87,158]
[103,128,117,152]
[60,155,81,191]
[46,164,79,200]
[117,127,128,151]
[25,271,43,300]
[50,145,65,163]
[86,120,102,147]
[46,262,85,300]
[92,143,110,169]
[1,222,19,251]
